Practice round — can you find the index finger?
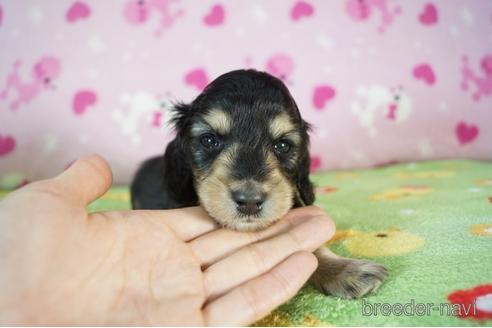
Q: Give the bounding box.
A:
[190,206,329,267]
[203,251,318,326]
[128,206,219,241]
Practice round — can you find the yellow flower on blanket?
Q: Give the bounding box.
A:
[253,311,329,327]
[326,229,357,245]
[330,229,425,257]
[370,185,431,201]
[394,170,455,179]
[470,224,492,237]
[253,311,291,326]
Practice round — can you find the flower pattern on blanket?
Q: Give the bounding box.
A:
[394,170,455,179]
[370,185,431,201]
[448,284,492,320]
[328,229,425,257]
[470,224,492,237]
[2,160,491,325]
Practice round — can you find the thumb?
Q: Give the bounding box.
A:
[54,154,113,206]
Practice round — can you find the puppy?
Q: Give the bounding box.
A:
[131,69,387,298]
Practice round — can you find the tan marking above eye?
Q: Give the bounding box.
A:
[269,113,296,140]
[202,109,232,135]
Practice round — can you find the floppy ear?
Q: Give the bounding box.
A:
[162,103,198,206]
[295,120,315,206]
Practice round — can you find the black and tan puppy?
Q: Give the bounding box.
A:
[131,69,387,299]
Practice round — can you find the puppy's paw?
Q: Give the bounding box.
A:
[311,258,387,299]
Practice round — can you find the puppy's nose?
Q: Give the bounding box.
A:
[232,190,266,216]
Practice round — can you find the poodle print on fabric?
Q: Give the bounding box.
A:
[123,0,184,36]
[461,55,492,102]
[0,57,61,110]
[0,1,491,183]
[351,84,412,136]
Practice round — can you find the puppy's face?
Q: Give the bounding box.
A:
[176,70,313,231]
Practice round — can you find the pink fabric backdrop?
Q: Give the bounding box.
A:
[0,0,491,186]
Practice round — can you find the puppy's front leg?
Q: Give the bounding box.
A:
[310,247,388,299]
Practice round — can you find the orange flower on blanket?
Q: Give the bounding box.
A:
[470,224,492,237]
[447,284,492,320]
[315,185,338,194]
[476,178,492,186]
[370,185,431,201]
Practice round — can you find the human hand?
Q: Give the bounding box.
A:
[0,155,334,326]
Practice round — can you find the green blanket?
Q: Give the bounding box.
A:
[4,160,492,326]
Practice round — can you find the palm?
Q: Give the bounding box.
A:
[88,211,207,325]
[0,155,333,326]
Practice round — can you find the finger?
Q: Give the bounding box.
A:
[127,206,219,241]
[53,154,113,205]
[190,206,327,267]
[204,251,318,327]
[203,214,333,300]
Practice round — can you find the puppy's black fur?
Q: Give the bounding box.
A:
[131,69,314,212]
[131,69,387,298]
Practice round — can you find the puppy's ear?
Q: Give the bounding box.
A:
[162,103,198,206]
[295,119,315,206]
[170,102,193,132]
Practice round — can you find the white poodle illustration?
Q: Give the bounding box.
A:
[112,91,173,145]
[351,85,412,136]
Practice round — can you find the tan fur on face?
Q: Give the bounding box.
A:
[202,109,232,135]
[270,113,294,139]
[195,145,294,231]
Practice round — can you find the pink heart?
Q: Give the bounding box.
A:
[456,121,479,145]
[203,4,225,26]
[291,1,314,21]
[313,85,336,110]
[184,68,209,91]
[66,2,91,23]
[310,155,321,172]
[152,111,163,128]
[73,90,97,115]
[266,53,294,81]
[419,3,438,25]
[0,134,16,157]
[413,63,436,85]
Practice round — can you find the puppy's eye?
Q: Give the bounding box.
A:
[273,140,291,154]
[200,133,221,149]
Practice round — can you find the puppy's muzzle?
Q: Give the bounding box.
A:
[231,187,266,216]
